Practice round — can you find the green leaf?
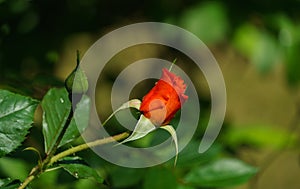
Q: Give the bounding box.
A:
[143,167,177,189]
[0,178,31,189]
[59,157,104,183]
[59,95,91,147]
[233,24,260,58]
[185,158,258,187]
[176,141,221,167]
[271,14,296,47]
[233,24,280,73]
[0,89,38,157]
[179,2,228,44]
[0,178,11,187]
[41,88,71,153]
[251,32,280,72]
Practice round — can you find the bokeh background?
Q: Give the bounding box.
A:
[1,0,300,188]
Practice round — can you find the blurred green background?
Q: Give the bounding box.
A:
[1,0,300,188]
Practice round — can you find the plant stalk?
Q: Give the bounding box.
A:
[49,132,129,165]
[18,132,129,189]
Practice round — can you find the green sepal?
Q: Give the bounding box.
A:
[102,99,141,126]
[118,114,156,144]
[160,125,179,166]
[65,51,89,94]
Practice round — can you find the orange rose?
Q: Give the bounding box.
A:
[140,68,188,126]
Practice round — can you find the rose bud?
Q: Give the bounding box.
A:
[140,68,188,126]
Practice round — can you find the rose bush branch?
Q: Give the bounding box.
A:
[17,52,127,189]
[18,132,129,189]
[49,132,129,166]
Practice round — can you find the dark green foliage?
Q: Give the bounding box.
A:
[0,90,38,157]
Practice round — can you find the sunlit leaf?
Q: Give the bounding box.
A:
[233,24,280,73]
[179,2,228,44]
[41,88,71,153]
[233,24,260,58]
[59,94,91,147]
[185,158,258,187]
[0,90,38,157]
[252,32,280,72]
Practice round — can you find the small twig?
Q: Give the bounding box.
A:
[49,132,129,166]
